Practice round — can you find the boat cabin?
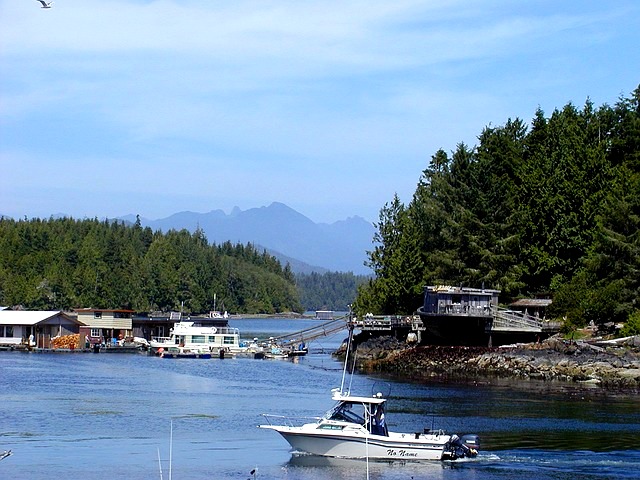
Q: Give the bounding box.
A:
[325,392,388,436]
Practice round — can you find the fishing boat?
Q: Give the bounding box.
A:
[259,389,478,460]
[258,322,479,461]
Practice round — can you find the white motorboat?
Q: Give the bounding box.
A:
[236,338,265,359]
[159,346,212,359]
[149,321,245,356]
[259,389,478,461]
[259,319,479,461]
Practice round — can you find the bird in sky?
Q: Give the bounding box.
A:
[36,0,53,8]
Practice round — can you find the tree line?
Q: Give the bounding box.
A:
[295,271,369,312]
[356,85,640,334]
[0,216,301,315]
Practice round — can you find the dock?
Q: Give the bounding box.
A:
[489,307,562,334]
[268,315,351,348]
[265,304,562,350]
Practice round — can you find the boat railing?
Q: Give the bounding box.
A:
[213,327,240,335]
[151,336,172,343]
[260,414,322,427]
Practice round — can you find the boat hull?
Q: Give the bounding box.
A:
[161,351,212,359]
[263,426,448,461]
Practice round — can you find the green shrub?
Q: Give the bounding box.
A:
[620,310,640,337]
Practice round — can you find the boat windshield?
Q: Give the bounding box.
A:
[326,401,365,425]
[324,400,388,436]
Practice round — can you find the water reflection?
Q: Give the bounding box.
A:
[286,453,452,479]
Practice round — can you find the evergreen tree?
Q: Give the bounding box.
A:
[356,84,640,332]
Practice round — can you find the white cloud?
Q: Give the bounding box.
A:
[1,0,638,222]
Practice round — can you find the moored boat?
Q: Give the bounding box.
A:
[264,346,289,360]
[159,346,212,359]
[149,321,247,355]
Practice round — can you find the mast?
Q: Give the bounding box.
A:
[340,307,355,395]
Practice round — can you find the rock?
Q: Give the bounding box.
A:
[617,368,640,380]
[339,333,640,391]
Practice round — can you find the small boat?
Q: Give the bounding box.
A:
[286,343,308,357]
[259,320,479,461]
[0,450,12,461]
[159,346,212,359]
[259,389,478,461]
[264,345,289,360]
[236,338,265,359]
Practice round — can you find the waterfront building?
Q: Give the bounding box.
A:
[0,310,83,349]
[75,308,134,345]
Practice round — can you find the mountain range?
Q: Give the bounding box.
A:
[121,202,375,275]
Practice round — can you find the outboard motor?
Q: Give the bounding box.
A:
[446,434,480,459]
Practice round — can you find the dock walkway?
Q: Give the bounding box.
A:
[489,307,561,333]
[268,315,351,346]
[266,308,561,350]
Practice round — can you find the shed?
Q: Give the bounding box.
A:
[509,298,553,319]
[0,310,83,348]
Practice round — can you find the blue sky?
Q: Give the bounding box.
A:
[1,1,638,224]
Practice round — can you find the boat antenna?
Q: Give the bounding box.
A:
[157,447,163,480]
[169,419,173,480]
[347,347,357,395]
[340,307,355,395]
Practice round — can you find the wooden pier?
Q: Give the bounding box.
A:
[268,306,562,349]
[489,307,561,334]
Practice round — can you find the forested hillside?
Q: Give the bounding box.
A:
[0,217,301,314]
[356,86,640,332]
[295,271,369,312]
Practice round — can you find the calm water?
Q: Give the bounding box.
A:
[1,318,639,479]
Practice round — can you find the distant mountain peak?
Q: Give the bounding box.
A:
[133,203,374,274]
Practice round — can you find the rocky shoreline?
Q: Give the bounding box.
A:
[340,334,640,391]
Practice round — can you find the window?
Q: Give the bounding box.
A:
[90,328,100,337]
[5,326,14,338]
[329,402,365,425]
[223,336,235,345]
[191,335,206,343]
[94,311,102,319]
[207,336,218,343]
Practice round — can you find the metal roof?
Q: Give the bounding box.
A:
[0,311,82,326]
